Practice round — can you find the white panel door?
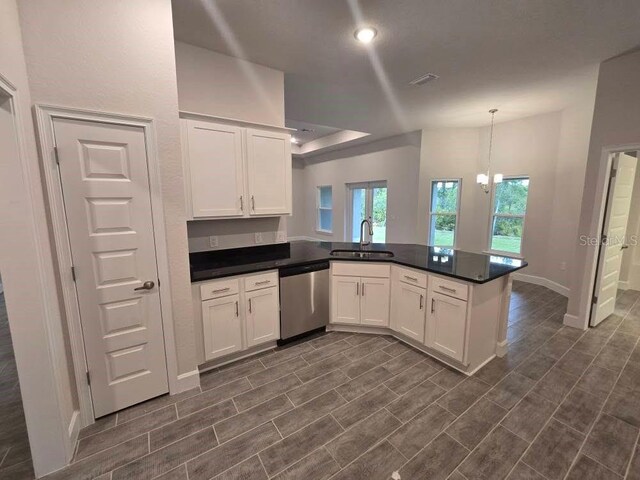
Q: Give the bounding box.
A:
[53,118,168,417]
[202,294,243,360]
[360,277,390,326]
[427,292,467,362]
[245,287,280,347]
[392,282,426,342]
[186,120,245,218]
[592,153,638,326]
[331,276,361,324]
[245,128,291,215]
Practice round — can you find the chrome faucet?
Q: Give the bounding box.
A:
[360,218,374,248]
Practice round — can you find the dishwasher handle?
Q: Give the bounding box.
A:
[279,261,330,278]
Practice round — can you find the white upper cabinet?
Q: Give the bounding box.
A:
[181,117,292,220]
[245,128,292,216]
[185,120,245,218]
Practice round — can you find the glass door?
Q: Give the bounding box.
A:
[348,181,387,243]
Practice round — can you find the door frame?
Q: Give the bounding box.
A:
[35,104,180,427]
[570,144,640,330]
[346,180,387,243]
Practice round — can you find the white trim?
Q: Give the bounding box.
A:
[66,410,80,459]
[575,144,640,330]
[176,370,201,393]
[427,177,462,248]
[179,110,294,133]
[495,340,508,357]
[34,104,186,429]
[618,280,630,291]
[563,313,584,330]
[511,272,570,297]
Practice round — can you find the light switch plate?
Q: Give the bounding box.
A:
[209,236,218,248]
[254,232,263,244]
[276,231,286,243]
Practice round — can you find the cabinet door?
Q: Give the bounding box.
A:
[245,128,291,215]
[427,292,467,362]
[361,277,390,326]
[392,282,426,342]
[202,294,243,361]
[186,120,245,218]
[331,276,361,324]
[245,287,280,347]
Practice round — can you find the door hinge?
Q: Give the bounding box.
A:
[54,146,60,165]
[592,295,598,304]
[86,371,91,386]
[611,168,617,178]
[157,278,161,287]
[71,266,77,282]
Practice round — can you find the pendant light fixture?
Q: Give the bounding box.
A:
[477,108,503,194]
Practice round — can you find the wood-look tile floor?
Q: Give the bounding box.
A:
[0,292,33,479]
[16,282,640,479]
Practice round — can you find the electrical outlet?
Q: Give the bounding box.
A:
[254,232,263,244]
[276,231,286,243]
[209,235,218,248]
[560,261,566,271]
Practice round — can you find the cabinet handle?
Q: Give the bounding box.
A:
[431,298,435,314]
[212,287,230,294]
[240,196,244,211]
[419,294,424,310]
[404,275,418,282]
[235,301,239,317]
[249,298,252,313]
[362,283,365,296]
[356,283,359,296]
[251,195,255,211]
[255,280,271,285]
[439,285,457,294]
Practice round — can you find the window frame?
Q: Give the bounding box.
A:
[428,178,462,248]
[316,185,333,234]
[487,175,530,257]
[346,180,388,243]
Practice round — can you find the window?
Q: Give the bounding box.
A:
[489,176,530,255]
[429,179,461,247]
[347,181,387,243]
[316,186,333,233]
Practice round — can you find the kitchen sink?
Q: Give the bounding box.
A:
[330,249,395,259]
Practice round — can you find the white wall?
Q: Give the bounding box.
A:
[620,155,640,290]
[567,49,640,328]
[17,0,197,376]
[288,133,421,243]
[0,0,78,474]
[175,41,285,127]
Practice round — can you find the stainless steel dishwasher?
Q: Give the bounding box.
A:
[279,261,330,344]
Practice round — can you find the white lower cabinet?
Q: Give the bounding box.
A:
[331,276,361,324]
[391,281,426,342]
[202,294,243,360]
[199,271,279,362]
[245,287,280,347]
[426,291,468,362]
[361,277,390,326]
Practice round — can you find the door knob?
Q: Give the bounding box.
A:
[134,280,155,291]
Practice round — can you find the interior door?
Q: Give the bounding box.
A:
[186,120,245,218]
[245,128,291,215]
[53,118,168,417]
[360,277,390,326]
[592,153,638,326]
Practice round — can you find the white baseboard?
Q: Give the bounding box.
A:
[563,313,586,330]
[618,280,630,291]
[176,370,200,393]
[67,410,80,461]
[495,340,508,357]
[512,273,570,298]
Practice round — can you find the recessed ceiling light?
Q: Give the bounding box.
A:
[354,27,377,44]
[290,137,299,144]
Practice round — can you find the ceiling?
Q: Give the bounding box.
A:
[285,119,343,145]
[172,0,640,136]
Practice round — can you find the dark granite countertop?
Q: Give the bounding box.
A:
[190,241,527,284]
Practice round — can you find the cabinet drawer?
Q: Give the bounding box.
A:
[331,261,390,278]
[395,266,427,288]
[200,278,240,301]
[244,271,278,292]
[429,275,468,301]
